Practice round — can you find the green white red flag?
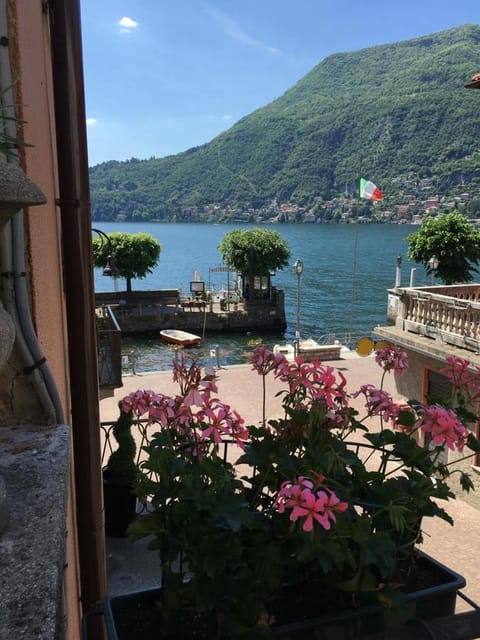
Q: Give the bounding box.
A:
[359,178,383,201]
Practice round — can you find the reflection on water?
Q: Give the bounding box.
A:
[121,331,281,374]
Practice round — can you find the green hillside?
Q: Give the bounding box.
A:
[89,24,480,222]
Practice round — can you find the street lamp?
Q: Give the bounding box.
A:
[92,228,119,277]
[428,255,439,285]
[294,259,304,357]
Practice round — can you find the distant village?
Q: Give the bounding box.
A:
[159,172,480,225]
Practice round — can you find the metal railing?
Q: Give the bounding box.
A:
[100,417,152,469]
[101,417,156,515]
[100,419,237,468]
[100,419,240,515]
[96,305,122,389]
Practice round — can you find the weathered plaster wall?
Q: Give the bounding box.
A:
[392,348,437,403]
[15,0,71,415]
[0,4,82,638]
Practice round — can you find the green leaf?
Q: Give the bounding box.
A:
[386,504,409,533]
[467,432,480,454]
[396,409,416,428]
[459,471,475,493]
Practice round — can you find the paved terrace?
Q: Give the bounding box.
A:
[100,354,480,611]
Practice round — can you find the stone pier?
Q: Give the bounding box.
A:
[95,289,287,335]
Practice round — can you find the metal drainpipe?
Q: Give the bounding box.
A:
[48,1,107,637]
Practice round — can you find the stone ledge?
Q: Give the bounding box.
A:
[0,424,70,639]
[373,325,480,368]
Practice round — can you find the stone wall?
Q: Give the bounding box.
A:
[96,290,287,335]
[0,424,70,639]
[114,305,286,335]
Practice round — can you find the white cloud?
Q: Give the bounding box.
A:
[86,118,97,127]
[207,114,233,122]
[118,16,138,33]
[207,7,281,56]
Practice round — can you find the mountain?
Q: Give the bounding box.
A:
[89,24,480,222]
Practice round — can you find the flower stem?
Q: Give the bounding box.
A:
[262,373,267,427]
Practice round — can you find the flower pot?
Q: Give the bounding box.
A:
[103,552,465,640]
[103,468,137,538]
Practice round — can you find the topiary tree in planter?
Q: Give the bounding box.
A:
[218,228,290,303]
[103,403,138,537]
[92,231,161,293]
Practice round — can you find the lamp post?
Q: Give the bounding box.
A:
[428,255,439,285]
[294,259,304,357]
[92,228,119,277]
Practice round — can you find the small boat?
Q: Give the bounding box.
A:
[273,338,346,362]
[160,329,202,347]
[273,343,295,358]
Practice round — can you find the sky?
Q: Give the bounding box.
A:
[80,0,480,167]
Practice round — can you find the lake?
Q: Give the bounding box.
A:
[93,222,430,371]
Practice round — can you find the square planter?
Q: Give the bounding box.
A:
[103,551,465,640]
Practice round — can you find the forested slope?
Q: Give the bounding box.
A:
[89,24,480,221]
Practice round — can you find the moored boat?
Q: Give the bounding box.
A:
[160,329,202,347]
[273,338,348,361]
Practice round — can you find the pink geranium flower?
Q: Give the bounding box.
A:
[121,389,163,418]
[419,404,469,452]
[375,346,408,377]
[249,344,287,376]
[352,384,400,425]
[198,396,249,448]
[290,488,348,532]
[274,478,312,514]
[439,357,480,401]
[274,476,348,532]
[311,366,348,409]
[273,357,349,411]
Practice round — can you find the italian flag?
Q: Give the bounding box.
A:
[359,178,383,201]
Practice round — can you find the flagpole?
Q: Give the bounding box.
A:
[348,225,359,348]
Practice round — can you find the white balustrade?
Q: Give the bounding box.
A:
[389,285,480,351]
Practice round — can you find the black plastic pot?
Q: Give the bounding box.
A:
[103,468,137,537]
[103,551,465,639]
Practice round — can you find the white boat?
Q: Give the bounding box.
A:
[160,329,202,347]
[273,343,295,358]
[273,338,346,361]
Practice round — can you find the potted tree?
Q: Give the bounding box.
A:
[103,402,138,537]
[104,348,477,638]
[92,231,161,294]
[218,228,290,305]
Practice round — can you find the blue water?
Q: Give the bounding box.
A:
[94,222,429,371]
